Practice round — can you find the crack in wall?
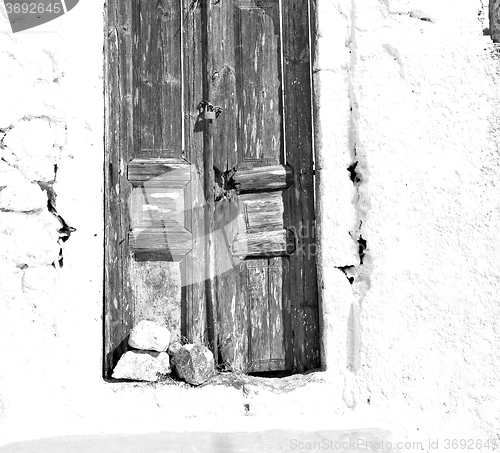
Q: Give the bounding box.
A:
[0,120,74,268]
[338,0,373,386]
[37,166,76,268]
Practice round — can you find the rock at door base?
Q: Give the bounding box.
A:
[173,344,215,385]
[128,320,171,352]
[112,350,171,382]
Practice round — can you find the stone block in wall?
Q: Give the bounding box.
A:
[0,160,22,186]
[0,52,30,129]
[2,118,59,182]
[22,265,58,293]
[0,211,60,267]
[0,259,24,302]
[0,179,47,212]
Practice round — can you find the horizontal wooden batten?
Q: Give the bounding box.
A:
[233,228,295,257]
[231,165,293,192]
[127,158,191,188]
[238,191,284,229]
[129,222,192,261]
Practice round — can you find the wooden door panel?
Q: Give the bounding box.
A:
[126,0,186,351]
[282,0,320,371]
[134,0,182,157]
[231,164,293,192]
[210,0,238,173]
[105,0,135,377]
[181,0,207,346]
[130,261,182,342]
[235,0,282,164]
[248,258,286,372]
[210,0,319,373]
[232,191,295,258]
[128,158,192,261]
[214,196,248,371]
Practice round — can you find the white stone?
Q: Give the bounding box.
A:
[112,351,171,382]
[0,160,24,187]
[128,320,171,352]
[1,118,59,182]
[18,157,58,183]
[3,118,54,161]
[0,181,46,212]
[0,211,60,267]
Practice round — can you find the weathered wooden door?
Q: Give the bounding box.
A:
[104,0,319,377]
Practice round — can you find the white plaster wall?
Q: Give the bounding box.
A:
[0,0,499,448]
[315,0,500,444]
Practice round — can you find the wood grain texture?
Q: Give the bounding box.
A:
[233,191,295,257]
[128,159,190,187]
[202,0,219,359]
[104,0,135,378]
[214,194,249,372]
[133,0,182,157]
[181,0,207,345]
[491,0,500,43]
[212,0,319,373]
[233,228,295,257]
[231,165,293,192]
[235,0,282,167]
[130,223,193,260]
[248,258,286,372]
[210,0,238,172]
[238,191,284,230]
[212,0,289,374]
[282,0,320,372]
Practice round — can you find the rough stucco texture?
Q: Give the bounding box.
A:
[316,0,500,443]
[0,0,499,448]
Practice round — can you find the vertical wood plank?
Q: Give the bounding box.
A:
[247,258,286,372]
[268,257,286,369]
[248,259,271,371]
[281,0,320,372]
[234,1,282,168]
[491,0,500,43]
[134,0,183,158]
[202,0,218,358]
[182,0,207,345]
[210,0,238,172]
[214,195,248,371]
[104,0,135,378]
[211,0,245,371]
